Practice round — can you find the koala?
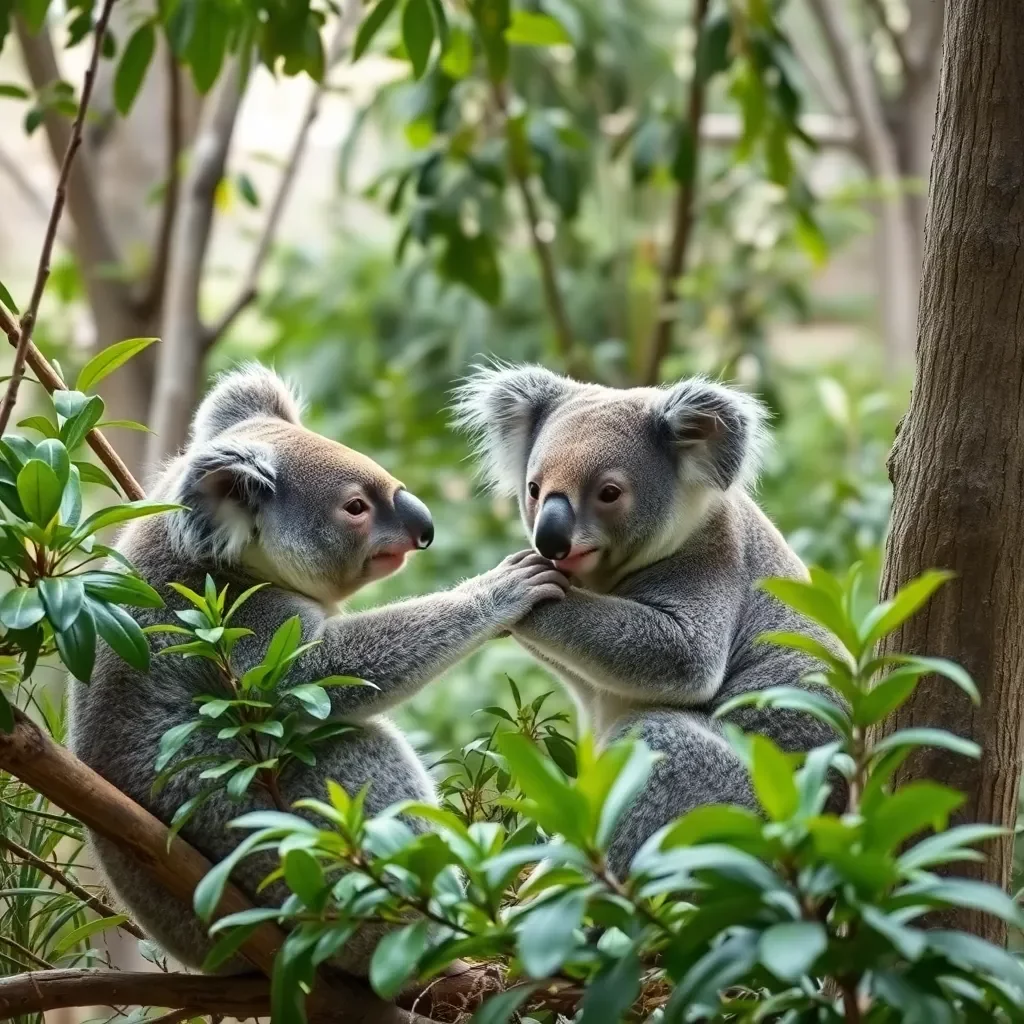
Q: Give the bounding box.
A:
[454,364,842,875]
[68,364,568,976]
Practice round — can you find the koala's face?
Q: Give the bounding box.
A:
[172,377,433,605]
[455,365,766,587]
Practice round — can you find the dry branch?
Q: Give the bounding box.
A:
[643,0,711,385]
[0,0,118,436]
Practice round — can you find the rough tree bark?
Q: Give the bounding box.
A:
[876,0,1024,945]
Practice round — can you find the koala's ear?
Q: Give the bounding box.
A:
[174,438,277,561]
[658,378,768,490]
[452,364,576,493]
[190,362,302,446]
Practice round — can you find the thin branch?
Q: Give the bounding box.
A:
[0,833,146,940]
[490,82,577,370]
[863,0,911,80]
[0,935,55,971]
[643,0,711,386]
[0,297,145,500]
[136,42,184,319]
[205,3,361,348]
[0,0,118,436]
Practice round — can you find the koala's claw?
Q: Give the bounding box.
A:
[471,550,570,625]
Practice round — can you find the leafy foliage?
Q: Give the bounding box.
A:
[199,569,1023,1022]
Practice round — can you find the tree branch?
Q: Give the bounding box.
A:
[205,3,361,348]
[0,298,145,500]
[643,0,711,386]
[0,0,118,437]
[136,43,184,319]
[863,0,912,79]
[14,13,129,310]
[0,833,146,940]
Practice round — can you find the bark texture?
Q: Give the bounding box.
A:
[877,0,1024,945]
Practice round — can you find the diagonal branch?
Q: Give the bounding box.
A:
[205,3,361,349]
[0,0,119,437]
[136,42,184,319]
[863,0,911,80]
[643,0,711,386]
[0,833,146,940]
[0,298,145,499]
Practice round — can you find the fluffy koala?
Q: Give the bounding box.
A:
[69,364,568,975]
[455,364,841,874]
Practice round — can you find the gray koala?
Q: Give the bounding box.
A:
[454,364,842,874]
[68,364,568,975]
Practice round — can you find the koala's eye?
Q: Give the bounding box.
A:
[527,482,540,500]
[597,484,622,504]
[343,498,369,517]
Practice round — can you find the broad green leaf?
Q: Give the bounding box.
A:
[902,877,1024,929]
[39,577,85,632]
[202,918,272,972]
[114,25,156,115]
[75,461,121,493]
[317,674,378,689]
[695,12,732,82]
[750,734,798,821]
[505,11,570,46]
[860,904,926,960]
[594,740,659,847]
[856,668,922,726]
[77,337,158,392]
[53,914,129,956]
[759,921,827,981]
[80,570,163,608]
[31,438,70,489]
[89,597,150,671]
[226,763,262,800]
[866,781,965,852]
[264,615,303,675]
[716,686,851,737]
[516,887,587,978]
[440,25,473,77]
[441,231,502,305]
[870,728,981,762]
[95,419,153,433]
[402,0,434,78]
[17,459,62,526]
[71,501,182,542]
[353,0,398,60]
[756,629,854,673]
[224,581,269,623]
[54,605,97,682]
[155,720,203,772]
[59,463,82,526]
[17,416,59,438]
[860,570,955,645]
[866,654,980,705]
[369,919,430,998]
[898,824,1010,872]
[926,930,1024,992]
[469,984,539,1024]
[757,577,859,656]
[283,683,331,720]
[0,587,45,630]
[577,951,641,1024]
[59,395,105,452]
[193,828,280,921]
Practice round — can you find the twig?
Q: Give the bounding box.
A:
[137,43,184,319]
[0,935,54,971]
[0,0,118,436]
[0,833,146,940]
[0,298,145,499]
[643,0,711,385]
[205,3,361,348]
[863,0,911,79]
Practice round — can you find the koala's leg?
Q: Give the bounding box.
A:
[602,709,756,879]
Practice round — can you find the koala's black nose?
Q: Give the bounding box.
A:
[394,489,434,549]
[534,493,575,561]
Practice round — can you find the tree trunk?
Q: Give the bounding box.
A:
[877,0,1024,945]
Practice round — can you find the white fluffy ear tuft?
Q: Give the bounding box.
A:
[168,438,277,563]
[658,377,770,491]
[451,363,576,494]
[190,362,303,447]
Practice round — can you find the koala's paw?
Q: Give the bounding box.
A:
[474,550,570,626]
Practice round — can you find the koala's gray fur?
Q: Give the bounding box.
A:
[68,364,568,975]
[454,364,843,875]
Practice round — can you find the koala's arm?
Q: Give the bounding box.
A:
[510,586,736,707]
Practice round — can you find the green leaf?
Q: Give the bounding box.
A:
[54,605,97,682]
[80,570,163,608]
[59,463,82,526]
[193,830,278,921]
[17,459,63,526]
[89,597,150,671]
[750,734,798,821]
[856,669,922,726]
[898,825,1010,872]
[39,577,85,632]
[868,654,980,705]
[59,395,105,453]
[71,501,183,542]
[155,720,203,772]
[907,878,1024,929]
[369,919,430,998]
[860,571,955,645]
[226,763,262,800]
[283,683,331,720]
[870,728,981,761]
[202,918,273,972]
[353,0,399,60]
[517,887,587,978]
[758,921,827,982]
[236,172,259,207]
[594,740,659,847]
[114,24,156,115]
[317,674,379,689]
[76,337,158,392]
[578,951,641,1024]
[52,914,129,956]
[402,0,435,78]
[17,416,59,438]
[861,905,926,960]
[926,930,1024,992]
[0,588,45,630]
[441,231,502,304]
[0,278,18,313]
[469,984,539,1024]
[264,615,303,674]
[96,419,153,433]
[716,685,850,736]
[505,10,570,46]
[660,804,764,848]
[695,12,731,82]
[440,25,473,77]
[756,629,853,673]
[75,461,122,493]
[866,781,965,852]
[757,576,859,656]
